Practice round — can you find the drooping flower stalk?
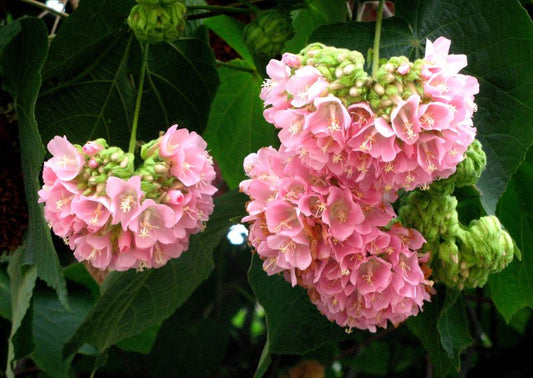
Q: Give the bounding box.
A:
[372,0,385,78]
[129,43,149,155]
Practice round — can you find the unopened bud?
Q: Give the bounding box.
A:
[373,83,385,96]
[243,9,294,57]
[128,1,187,44]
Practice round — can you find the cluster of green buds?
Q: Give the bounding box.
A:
[399,139,519,289]
[367,56,426,118]
[400,190,459,246]
[127,0,187,44]
[77,140,135,195]
[429,139,487,195]
[138,140,181,200]
[435,216,517,289]
[243,8,294,57]
[299,43,370,105]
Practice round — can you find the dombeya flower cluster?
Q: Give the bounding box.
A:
[241,147,432,332]
[38,125,216,271]
[241,36,478,332]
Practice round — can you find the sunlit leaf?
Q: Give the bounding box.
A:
[203,60,278,189]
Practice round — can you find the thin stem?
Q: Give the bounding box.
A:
[372,0,385,78]
[237,0,261,13]
[216,60,257,74]
[187,5,254,14]
[128,43,149,155]
[21,0,69,18]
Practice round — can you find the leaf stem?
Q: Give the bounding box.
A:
[216,60,257,74]
[187,5,254,14]
[372,0,385,78]
[21,0,69,18]
[237,0,261,13]
[128,43,149,155]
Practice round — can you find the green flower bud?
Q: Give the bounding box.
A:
[140,137,161,160]
[432,216,518,289]
[243,9,294,58]
[298,43,370,105]
[367,55,425,117]
[399,190,459,243]
[449,139,487,187]
[128,1,187,44]
[433,238,462,286]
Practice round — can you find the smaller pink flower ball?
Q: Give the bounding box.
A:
[39,126,217,272]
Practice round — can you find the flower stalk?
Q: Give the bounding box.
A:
[129,43,149,155]
[372,0,385,78]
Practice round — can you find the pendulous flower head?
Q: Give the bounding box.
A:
[39,125,216,272]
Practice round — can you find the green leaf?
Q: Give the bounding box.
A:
[0,268,11,320]
[351,342,391,376]
[31,289,93,378]
[38,35,218,150]
[0,18,68,307]
[148,316,229,377]
[248,254,351,360]
[311,0,533,213]
[64,190,247,356]
[115,322,161,354]
[436,289,473,370]
[254,338,272,378]
[42,0,134,82]
[284,0,347,53]
[63,263,101,301]
[203,60,278,189]
[490,149,533,321]
[6,251,38,378]
[204,15,254,65]
[37,0,218,150]
[407,297,452,378]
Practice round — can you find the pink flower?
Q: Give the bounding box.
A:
[129,199,176,249]
[417,101,454,131]
[306,95,351,147]
[424,37,467,76]
[106,176,143,230]
[45,135,85,181]
[281,52,301,68]
[82,139,105,156]
[72,233,113,270]
[285,66,329,108]
[323,187,363,241]
[159,125,192,158]
[390,95,422,144]
[71,195,111,233]
[261,59,291,109]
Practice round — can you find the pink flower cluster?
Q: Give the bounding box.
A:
[38,125,216,271]
[241,37,478,332]
[241,147,431,332]
[261,37,478,196]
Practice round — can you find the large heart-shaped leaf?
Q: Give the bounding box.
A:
[0,17,68,307]
[311,0,533,214]
[31,290,93,378]
[37,0,218,150]
[490,148,533,321]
